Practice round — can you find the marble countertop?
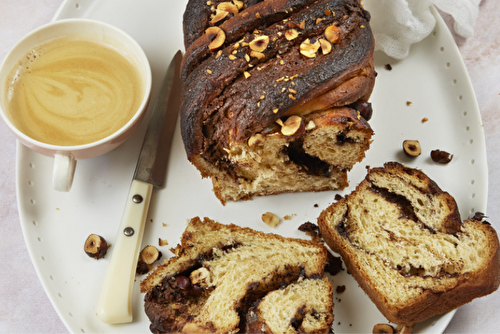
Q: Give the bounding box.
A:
[1,0,499,333]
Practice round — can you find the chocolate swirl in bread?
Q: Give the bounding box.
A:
[180,0,375,204]
[318,162,500,325]
[141,217,334,333]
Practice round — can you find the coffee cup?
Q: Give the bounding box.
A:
[0,19,152,191]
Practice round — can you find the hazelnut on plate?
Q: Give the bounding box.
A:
[84,234,109,260]
[402,140,421,157]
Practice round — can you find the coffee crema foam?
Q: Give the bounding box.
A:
[5,37,144,146]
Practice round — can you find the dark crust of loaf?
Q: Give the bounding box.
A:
[317,162,500,325]
[180,0,375,160]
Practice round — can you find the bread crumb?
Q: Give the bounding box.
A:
[162,223,167,227]
[422,117,429,123]
[159,238,169,246]
[384,64,392,71]
[406,101,412,106]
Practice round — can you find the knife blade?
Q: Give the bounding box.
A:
[97,50,182,324]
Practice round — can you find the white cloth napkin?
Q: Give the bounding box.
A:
[362,0,481,59]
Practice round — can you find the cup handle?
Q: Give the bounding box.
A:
[53,153,76,192]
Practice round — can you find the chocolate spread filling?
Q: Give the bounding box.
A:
[283,138,333,177]
[369,185,423,227]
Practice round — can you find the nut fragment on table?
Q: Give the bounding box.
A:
[84,234,109,260]
[430,149,453,164]
[262,212,280,227]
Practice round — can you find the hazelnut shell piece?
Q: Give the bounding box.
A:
[84,234,109,260]
[430,149,453,164]
[402,140,421,157]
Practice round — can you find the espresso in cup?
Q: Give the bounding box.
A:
[4,36,145,146]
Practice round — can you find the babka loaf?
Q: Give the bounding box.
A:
[180,0,376,204]
[318,162,500,325]
[141,217,334,333]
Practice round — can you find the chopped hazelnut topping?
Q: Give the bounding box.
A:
[325,25,342,44]
[305,120,316,130]
[244,71,251,78]
[206,69,213,74]
[288,88,297,94]
[249,35,270,52]
[244,54,250,62]
[273,108,279,113]
[319,38,332,54]
[316,18,324,24]
[229,54,237,60]
[206,26,226,51]
[215,50,222,58]
[289,94,296,100]
[281,115,305,136]
[255,12,261,18]
[217,2,238,15]
[285,29,299,40]
[250,50,265,59]
[248,133,264,147]
[300,38,321,58]
[210,10,228,24]
[232,0,243,10]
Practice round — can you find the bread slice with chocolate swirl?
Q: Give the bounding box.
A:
[180,0,375,204]
[318,162,500,325]
[141,217,334,333]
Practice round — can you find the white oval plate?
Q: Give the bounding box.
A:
[16,1,487,333]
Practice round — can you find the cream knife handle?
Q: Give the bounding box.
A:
[97,180,153,324]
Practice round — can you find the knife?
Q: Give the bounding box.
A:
[97,50,182,324]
